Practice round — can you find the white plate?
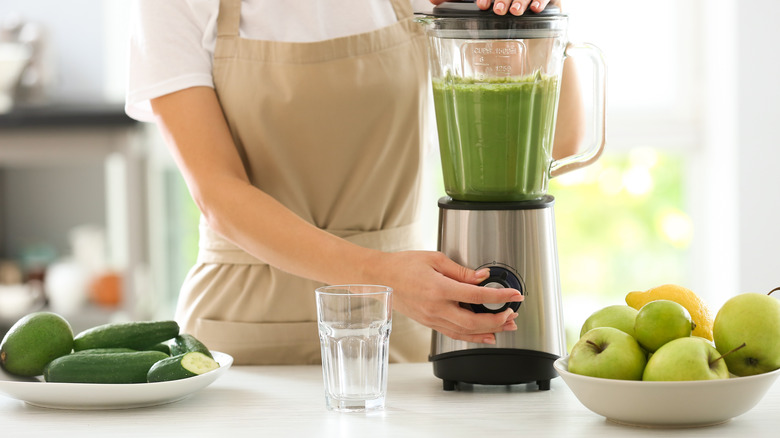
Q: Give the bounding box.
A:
[0,351,233,410]
[554,356,780,428]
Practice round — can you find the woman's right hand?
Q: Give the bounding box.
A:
[365,250,523,344]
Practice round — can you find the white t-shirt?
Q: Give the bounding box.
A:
[125,0,433,122]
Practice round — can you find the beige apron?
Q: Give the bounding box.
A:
[174,0,432,365]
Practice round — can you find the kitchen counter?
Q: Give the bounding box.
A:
[1,363,778,437]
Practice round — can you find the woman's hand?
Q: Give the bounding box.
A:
[365,250,523,344]
[429,0,559,16]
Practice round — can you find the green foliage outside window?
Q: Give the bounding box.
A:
[550,148,690,346]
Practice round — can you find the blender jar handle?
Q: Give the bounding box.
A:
[550,42,607,177]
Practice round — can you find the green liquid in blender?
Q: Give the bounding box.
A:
[432,72,560,202]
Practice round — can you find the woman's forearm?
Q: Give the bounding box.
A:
[150,86,377,286]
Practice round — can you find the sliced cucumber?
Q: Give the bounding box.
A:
[147,352,219,383]
[167,334,213,359]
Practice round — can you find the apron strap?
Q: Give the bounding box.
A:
[196,217,424,265]
[215,0,241,58]
[198,218,422,265]
[217,0,241,37]
[389,0,414,20]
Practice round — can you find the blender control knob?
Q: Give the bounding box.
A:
[468,266,523,314]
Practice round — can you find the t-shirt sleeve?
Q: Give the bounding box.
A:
[125,0,217,122]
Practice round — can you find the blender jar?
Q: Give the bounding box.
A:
[418,2,605,202]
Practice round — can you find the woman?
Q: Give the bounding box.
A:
[126,0,570,364]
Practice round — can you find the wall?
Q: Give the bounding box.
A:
[736,0,780,295]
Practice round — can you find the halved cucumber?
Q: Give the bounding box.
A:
[147,352,219,383]
[167,334,213,359]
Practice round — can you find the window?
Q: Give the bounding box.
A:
[555,0,736,344]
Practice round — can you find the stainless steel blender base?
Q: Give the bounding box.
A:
[430,196,566,390]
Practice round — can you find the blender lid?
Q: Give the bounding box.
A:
[421,1,567,39]
[430,1,564,18]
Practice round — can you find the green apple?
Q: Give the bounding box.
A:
[634,300,695,353]
[568,326,647,380]
[579,305,639,338]
[713,291,780,376]
[642,336,730,381]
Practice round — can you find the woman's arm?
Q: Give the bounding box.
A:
[150,86,522,344]
[552,56,586,160]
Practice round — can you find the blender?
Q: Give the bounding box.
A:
[418,2,606,391]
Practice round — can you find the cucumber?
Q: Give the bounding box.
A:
[146,342,172,355]
[72,348,138,355]
[147,352,220,383]
[44,351,169,383]
[167,334,213,359]
[73,320,180,351]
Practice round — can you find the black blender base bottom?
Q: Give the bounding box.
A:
[430,348,560,391]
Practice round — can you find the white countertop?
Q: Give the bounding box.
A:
[1,363,779,437]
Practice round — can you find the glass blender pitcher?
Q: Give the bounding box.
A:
[419,2,607,391]
[418,2,605,202]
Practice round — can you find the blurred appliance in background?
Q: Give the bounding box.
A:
[0,15,54,109]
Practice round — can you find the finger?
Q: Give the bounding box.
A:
[433,314,518,343]
[441,306,518,334]
[502,317,518,332]
[508,0,532,15]
[432,255,490,285]
[528,0,552,13]
[437,328,497,345]
[430,264,524,308]
[455,283,524,306]
[492,0,512,15]
[476,0,492,10]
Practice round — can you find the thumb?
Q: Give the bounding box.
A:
[436,256,490,285]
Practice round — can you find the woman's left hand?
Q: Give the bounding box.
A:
[428,0,559,16]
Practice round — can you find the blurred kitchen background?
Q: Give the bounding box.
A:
[1,0,778,345]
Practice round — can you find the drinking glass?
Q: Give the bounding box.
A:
[315,285,392,412]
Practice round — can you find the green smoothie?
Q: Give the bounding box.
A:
[432,72,560,202]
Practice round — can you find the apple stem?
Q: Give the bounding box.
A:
[709,342,747,367]
[769,287,780,296]
[585,339,604,353]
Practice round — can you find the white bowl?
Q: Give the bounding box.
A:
[554,356,780,428]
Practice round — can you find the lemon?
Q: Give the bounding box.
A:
[625,284,714,341]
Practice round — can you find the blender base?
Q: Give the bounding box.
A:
[430,348,560,391]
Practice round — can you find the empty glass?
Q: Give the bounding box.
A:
[316,285,392,412]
